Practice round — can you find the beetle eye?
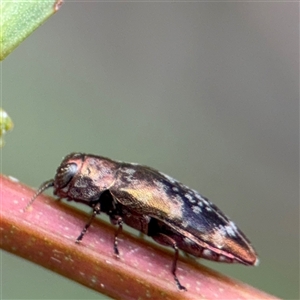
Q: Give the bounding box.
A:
[55,163,78,189]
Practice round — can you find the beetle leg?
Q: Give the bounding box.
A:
[113,216,123,257]
[76,202,101,243]
[152,233,187,291]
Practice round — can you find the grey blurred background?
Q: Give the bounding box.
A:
[1,2,298,299]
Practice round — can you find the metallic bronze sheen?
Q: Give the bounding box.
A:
[27,152,259,291]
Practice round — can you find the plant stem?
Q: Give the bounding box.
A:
[0,174,278,299]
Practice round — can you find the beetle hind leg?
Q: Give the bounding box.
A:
[152,233,187,291]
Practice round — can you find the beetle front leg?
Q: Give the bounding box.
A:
[152,233,187,291]
[76,202,101,243]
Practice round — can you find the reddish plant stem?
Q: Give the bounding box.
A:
[0,174,278,299]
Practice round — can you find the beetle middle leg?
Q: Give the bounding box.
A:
[109,214,124,257]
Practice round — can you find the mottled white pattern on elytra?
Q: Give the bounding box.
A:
[173,194,185,207]
[202,198,210,206]
[229,221,237,231]
[154,179,170,194]
[158,171,230,225]
[159,172,214,213]
[120,167,140,185]
[218,223,237,238]
[115,162,256,268]
[224,224,237,237]
[123,168,136,175]
[191,189,207,202]
[192,205,202,214]
[185,193,196,203]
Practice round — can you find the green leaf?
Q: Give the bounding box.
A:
[0,0,63,60]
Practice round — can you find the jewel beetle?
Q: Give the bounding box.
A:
[26,152,258,291]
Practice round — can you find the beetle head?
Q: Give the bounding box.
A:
[25,153,83,210]
[52,153,84,197]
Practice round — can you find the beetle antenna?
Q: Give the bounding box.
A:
[24,179,54,211]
